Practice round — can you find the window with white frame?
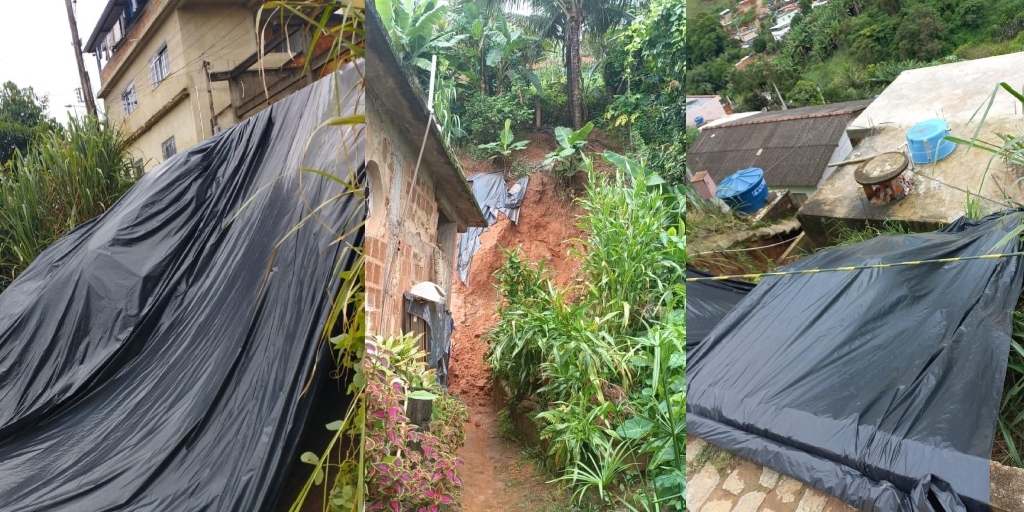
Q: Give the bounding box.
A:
[121,82,138,116]
[150,44,170,87]
[161,136,177,160]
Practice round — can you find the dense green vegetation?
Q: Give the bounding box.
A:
[0,113,140,291]
[489,153,685,510]
[378,0,690,184]
[0,82,59,164]
[687,0,1024,111]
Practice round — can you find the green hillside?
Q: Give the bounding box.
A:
[687,0,1024,111]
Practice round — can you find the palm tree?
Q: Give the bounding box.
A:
[507,0,636,128]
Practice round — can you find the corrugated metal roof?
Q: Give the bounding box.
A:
[689,100,872,187]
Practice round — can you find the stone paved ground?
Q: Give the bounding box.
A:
[686,436,856,512]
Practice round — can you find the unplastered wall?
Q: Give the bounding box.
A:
[365,94,447,337]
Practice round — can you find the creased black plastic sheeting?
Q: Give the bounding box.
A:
[688,212,1024,512]
[404,293,454,387]
[685,267,754,350]
[457,172,528,285]
[0,62,365,511]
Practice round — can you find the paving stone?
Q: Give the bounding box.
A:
[732,491,767,512]
[723,468,747,495]
[687,437,708,464]
[775,477,803,504]
[796,489,829,512]
[760,467,780,488]
[687,465,721,512]
[822,496,856,512]
[701,498,736,512]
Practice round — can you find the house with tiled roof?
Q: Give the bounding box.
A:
[688,99,873,200]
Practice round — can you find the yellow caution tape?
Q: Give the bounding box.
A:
[686,252,1024,282]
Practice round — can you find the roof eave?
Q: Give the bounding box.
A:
[364,2,486,231]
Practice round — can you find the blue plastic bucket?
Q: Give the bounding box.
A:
[907,119,955,164]
[716,167,768,213]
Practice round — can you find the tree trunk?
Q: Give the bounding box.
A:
[535,97,542,128]
[565,10,584,129]
[479,38,490,96]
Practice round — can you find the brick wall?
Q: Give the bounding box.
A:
[365,95,455,337]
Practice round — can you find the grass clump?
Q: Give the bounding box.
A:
[0,114,140,290]
[487,152,684,511]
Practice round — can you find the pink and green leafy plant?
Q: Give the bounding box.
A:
[364,345,464,512]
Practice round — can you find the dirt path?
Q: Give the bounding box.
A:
[448,134,592,510]
[456,405,569,512]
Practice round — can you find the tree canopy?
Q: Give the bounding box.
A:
[0,82,58,164]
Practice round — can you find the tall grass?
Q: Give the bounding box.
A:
[488,152,685,510]
[0,115,140,289]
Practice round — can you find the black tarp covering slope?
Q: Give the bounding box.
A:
[0,62,364,511]
[685,267,754,350]
[456,171,528,285]
[688,212,1024,512]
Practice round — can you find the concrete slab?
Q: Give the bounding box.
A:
[798,52,1024,244]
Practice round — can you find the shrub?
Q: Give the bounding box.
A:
[364,342,464,512]
[459,91,531,147]
[487,153,685,509]
[0,115,140,290]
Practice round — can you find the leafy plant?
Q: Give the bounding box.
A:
[431,391,470,451]
[536,396,621,469]
[487,152,686,507]
[363,347,464,512]
[377,0,467,71]
[477,119,529,172]
[460,91,532,146]
[543,122,594,179]
[371,332,438,391]
[0,114,140,290]
[552,438,639,505]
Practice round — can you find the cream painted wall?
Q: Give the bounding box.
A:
[132,97,198,168]
[101,3,257,170]
[176,5,258,135]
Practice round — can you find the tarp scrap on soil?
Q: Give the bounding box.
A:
[687,211,1024,512]
[457,171,529,285]
[0,63,364,511]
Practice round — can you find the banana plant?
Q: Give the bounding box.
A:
[543,121,594,179]
[477,119,529,173]
[377,0,467,71]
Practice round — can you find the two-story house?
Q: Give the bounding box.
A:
[85,0,344,169]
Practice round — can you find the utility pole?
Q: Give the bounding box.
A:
[202,61,219,135]
[64,0,97,116]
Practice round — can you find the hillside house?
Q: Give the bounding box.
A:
[688,99,872,202]
[687,95,731,127]
[363,4,486,346]
[799,52,1024,244]
[84,0,347,169]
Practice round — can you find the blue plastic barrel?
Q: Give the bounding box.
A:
[907,119,955,164]
[716,167,768,213]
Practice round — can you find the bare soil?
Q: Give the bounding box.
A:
[448,129,622,511]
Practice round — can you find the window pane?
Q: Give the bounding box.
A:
[161,136,176,159]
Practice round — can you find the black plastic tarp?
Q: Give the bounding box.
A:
[685,267,754,350]
[688,212,1024,512]
[0,62,365,511]
[404,292,454,387]
[456,172,528,285]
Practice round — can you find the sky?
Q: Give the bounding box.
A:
[0,0,106,121]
